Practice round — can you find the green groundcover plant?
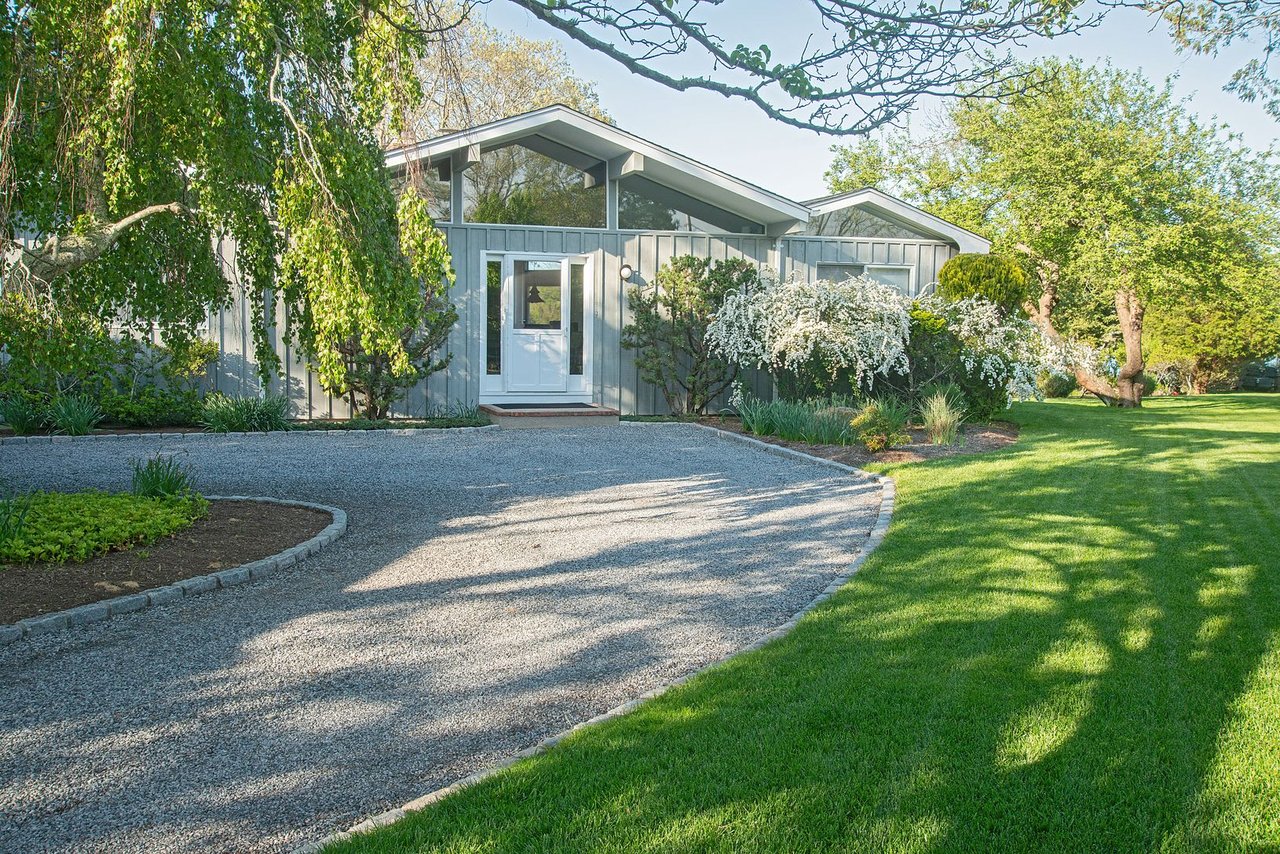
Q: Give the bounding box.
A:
[0,492,208,564]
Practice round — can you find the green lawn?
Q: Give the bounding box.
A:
[331,395,1280,853]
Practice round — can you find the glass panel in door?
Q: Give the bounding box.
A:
[514,260,563,329]
[506,259,569,392]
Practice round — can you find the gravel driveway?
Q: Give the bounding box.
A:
[0,424,882,853]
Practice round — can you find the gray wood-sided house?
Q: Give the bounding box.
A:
[208,105,989,417]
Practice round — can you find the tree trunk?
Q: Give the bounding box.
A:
[2,202,190,294]
[1019,249,1128,406]
[1113,288,1145,408]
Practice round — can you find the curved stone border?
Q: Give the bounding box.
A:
[0,424,497,446]
[0,497,347,647]
[291,422,895,853]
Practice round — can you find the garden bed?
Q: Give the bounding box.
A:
[698,415,1019,464]
[0,499,331,624]
[0,416,491,439]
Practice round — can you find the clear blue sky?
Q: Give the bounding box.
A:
[481,1,1274,201]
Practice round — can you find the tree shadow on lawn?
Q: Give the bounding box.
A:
[0,429,883,852]
[345,398,1280,853]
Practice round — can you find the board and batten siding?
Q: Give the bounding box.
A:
[443,224,777,416]
[204,226,960,418]
[779,236,958,297]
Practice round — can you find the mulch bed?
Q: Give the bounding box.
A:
[698,416,1020,466]
[0,499,332,625]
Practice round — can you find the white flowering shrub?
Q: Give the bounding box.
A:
[916,295,1064,408]
[708,272,1064,416]
[707,272,912,393]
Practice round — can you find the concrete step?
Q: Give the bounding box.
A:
[479,404,621,429]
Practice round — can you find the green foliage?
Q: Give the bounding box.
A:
[737,397,856,446]
[827,60,1280,405]
[131,454,196,498]
[919,390,965,445]
[0,397,46,435]
[1145,268,1280,393]
[867,303,1007,422]
[0,295,121,399]
[0,291,216,427]
[200,394,291,433]
[3,0,459,397]
[850,397,912,452]
[286,187,457,419]
[47,395,103,436]
[0,491,32,554]
[0,491,207,565]
[1039,371,1079,398]
[623,256,759,415]
[100,387,203,428]
[937,254,1030,313]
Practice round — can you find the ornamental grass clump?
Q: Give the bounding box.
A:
[0,490,32,554]
[47,394,103,436]
[0,397,46,435]
[201,393,290,432]
[736,396,856,446]
[850,397,912,452]
[131,454,196,498]
[920,390,966,445]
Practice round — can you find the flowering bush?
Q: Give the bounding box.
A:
[710,273,1062,417]
[707,273,911,396]
[916,295,1059,413]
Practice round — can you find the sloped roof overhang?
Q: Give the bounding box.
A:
[386,104,812,232]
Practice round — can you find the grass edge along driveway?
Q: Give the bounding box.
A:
[328,396,1280,853]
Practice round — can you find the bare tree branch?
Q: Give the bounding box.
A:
[503,0,1104,134]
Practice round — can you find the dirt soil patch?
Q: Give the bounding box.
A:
[0,499,332,625]
[699,416,1019,466]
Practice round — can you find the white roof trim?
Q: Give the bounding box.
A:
[803,187,991,254]
[386,105,811,228]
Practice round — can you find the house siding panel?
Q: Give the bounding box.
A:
[205,226,963,417]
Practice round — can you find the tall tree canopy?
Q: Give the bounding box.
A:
[1,0,460,392]
[5,0,1252,398]
[827,60,1280,405]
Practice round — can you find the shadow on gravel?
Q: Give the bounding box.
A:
[0,427,881,853]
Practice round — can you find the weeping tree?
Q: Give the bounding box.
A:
[2,0,1145,405]
[0,0,465,404]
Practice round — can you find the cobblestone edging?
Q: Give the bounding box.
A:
[0,424,498,446]
[0,497,347,647]
[291,422,896,853]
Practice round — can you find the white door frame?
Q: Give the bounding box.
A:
[480,251,594,404]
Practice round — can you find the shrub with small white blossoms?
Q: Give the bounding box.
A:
[916,295,1064,408]
[708,272,1063,414]
[707,272,912,392]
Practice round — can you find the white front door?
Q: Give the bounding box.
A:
[505,258,569,392]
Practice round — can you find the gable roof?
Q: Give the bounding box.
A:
[386,104,811,231]
[387,105,986,250]
[803,188,991,254]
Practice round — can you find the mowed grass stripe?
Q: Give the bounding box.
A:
[328,396,1280,854]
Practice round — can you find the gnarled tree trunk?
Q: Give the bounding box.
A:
[1019,247,1131,406]
[1,203,190,296]
[1113,287,1146,407]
